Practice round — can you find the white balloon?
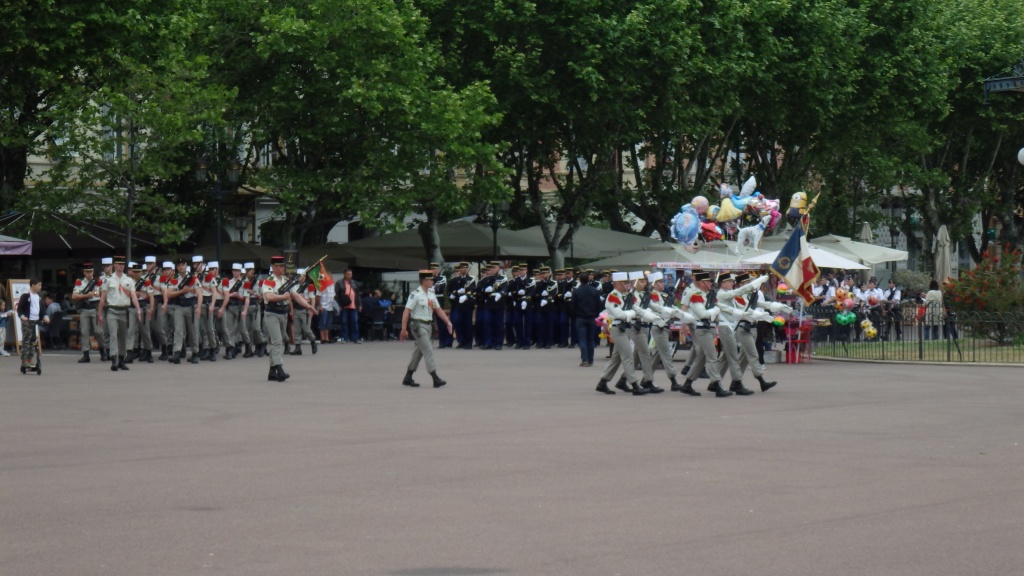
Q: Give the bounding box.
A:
[1017,147,1024,166]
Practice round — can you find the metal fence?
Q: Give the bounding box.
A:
[800,303,1024,364]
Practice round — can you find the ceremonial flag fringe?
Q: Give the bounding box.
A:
[306,261,334,292]
[770,216,820,305]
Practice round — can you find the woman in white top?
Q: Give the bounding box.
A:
[921,280,944,340]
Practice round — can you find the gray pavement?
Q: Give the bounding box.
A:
[2,344,1023,576]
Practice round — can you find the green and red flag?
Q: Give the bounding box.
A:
[306,260,334,292]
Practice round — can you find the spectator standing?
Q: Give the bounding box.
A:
[0,299,13,356]
[17,279,43,366]
[335,270,361,344]
[922,280,944,341]
[571,272,601,367]
[318,278,337,344]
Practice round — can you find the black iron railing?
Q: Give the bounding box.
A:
[799,303,1024,364]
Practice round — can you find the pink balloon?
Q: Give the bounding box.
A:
[843,298,855,310]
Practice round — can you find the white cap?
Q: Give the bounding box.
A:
[192,255,204,263]
[101,257,113,265]
[628,271,645,281]
[128,261,138,268]
[144,256,157,263]
[244,262,255,269]
[232,263,243,271]
[612,272,629,282]
[208,261,219,269]
[648,272,663,283]
[162,261,174,269]
[297,267,306,274]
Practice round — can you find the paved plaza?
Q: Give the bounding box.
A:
[2,343,1022,576]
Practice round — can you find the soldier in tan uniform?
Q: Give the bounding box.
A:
[165,257,201,364]
[288,267,319,355]
[595,272,647,396]
[218,263,247,359]
[242,262,263,357]
[152,261,174,360]
[262,255,291,381]
[98,256,142,371]
[198,259,220,361]
[678,270,733,397]
[401,270,453,388]
[71,262,102,363]
[98,256,114,361]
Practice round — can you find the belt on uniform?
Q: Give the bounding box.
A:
[738,320,755,331]
[108,306,129,310]
[411,319,432,324]
[265,307,288,315]
[80,302,98,310]
[227,301,242,307]
[695,325,715,330]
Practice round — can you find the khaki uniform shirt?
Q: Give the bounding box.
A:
[405,288,439,322]
[103,272,136,308]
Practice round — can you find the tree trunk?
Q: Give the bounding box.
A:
[418,211,444,265]
[0,144,28,212]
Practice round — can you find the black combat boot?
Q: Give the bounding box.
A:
[681,365,690,376]
[207,347,217,362]
[284,343,292,355]
[78,351,91,364]
[729,380,754,396]
[117,356,129,371]
[223,347,233,360]
[311,340,318,354]
[277,365,290,380]
[678,379,701,396]
[614,376,631,393]
[707,381,734,398]
[100,348,110,362]
[110,358,119,372]
[290,344,303,356]
[158,345,169,361]
[188,352,200,364]
[641,380,665,394]
[630,382,649,396]
[595,379,616,395]
[268,365,287,382]
[124,350,135,364]
[198,348,209,361]
[145,349,154,363]
[669,376,682,391]
[756,375,777,392]
[243,344,254,358]
[169,350,181,364]
[430,371,447,388]
[402,370,420,387]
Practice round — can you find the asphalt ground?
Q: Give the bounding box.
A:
[2,343,1022,576]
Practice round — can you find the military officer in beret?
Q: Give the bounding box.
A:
[98,256,142,371]
[262,255,291,381]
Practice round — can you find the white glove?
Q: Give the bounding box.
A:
[674,310,696,324]
[623,310,636,321]
[520,301,527,310]
[541,290,548,297]
[494,293,502,302]
[769,302,793,315]
[564,292,572,300]
[640,309,658,323]
[540,299,548,307]
[752,275,770,289]
[707,308,720,321]
[751,309,771,322]
[485,286,493,293]
[518,289,525,296]
[458,295,467,304]
[458,288,465,295]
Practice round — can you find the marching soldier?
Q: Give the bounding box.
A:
[646,272,695,392]
[714,271,773,395]
[677,270,732,397]
[504,265,520,348]
[198,259,220,361]
[430,262,454,349]
[624,271,663,393]
[124,262,155,363]
[401,270,453,388]
[595,272,647,396]
[447,262,475,349]
[219,263,247,359]
[288,267,318,355]
[732,272,786,392]
[153,261,174,360]
[165,257,201,364]
[475,262,506,350]
[511,263,535,349]
[245,263,267,357]
[71,262,102,363]
[97,256,142,371]
[262,255,291,382]
[98,256,114,361]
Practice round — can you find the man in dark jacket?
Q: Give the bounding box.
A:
[572,272,602,367]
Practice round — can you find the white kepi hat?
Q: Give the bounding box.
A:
[611,271,629,282]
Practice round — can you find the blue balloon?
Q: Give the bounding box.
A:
[670,205,701,245]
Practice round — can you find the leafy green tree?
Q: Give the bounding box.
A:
[205,0,504,255]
